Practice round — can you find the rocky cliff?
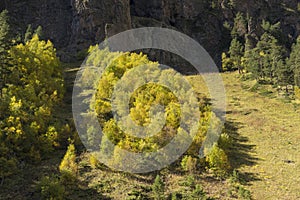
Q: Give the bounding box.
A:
[1,0,299,69]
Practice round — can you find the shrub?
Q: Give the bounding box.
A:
[0,34,64,169]
[189,184,207,199]
[170,193,182,200]
[218,133,232,150]
[181,155,198,173]
[127,188,146,200]
[152,175,165,200]
[89,154,101,169]
[59,143,77,184]
[222,52,234,72]
[229,169,240,184]
[238,185,251,200]
[38,175,65,200]
[206,144,230,177]
[0,157,17,179]
[180,175,195,188]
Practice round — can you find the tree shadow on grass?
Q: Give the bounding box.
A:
[67,179,111,200]
[0,152,110,200]
[224,120,261,184]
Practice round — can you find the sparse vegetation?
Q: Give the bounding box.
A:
[37,175,65,200]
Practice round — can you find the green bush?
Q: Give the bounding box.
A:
[0,157,17,179]
[59,143,78,184]
[229,169,240,184]
[206,144,230,177]
[238,185,251,200]
[170,192,182,200]
[89,154,102,169]
[218,133,232,150]
[0,34,64,169]
[127,188,146,200]
[189,184,207,199]
[152,175,165,200]
[181,155,198,173]
[38,175,65,200]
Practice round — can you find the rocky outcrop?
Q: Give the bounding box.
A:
[0,0,299,69]
[1,0,131,61]
[130,0,300,67]
[1,0,73,48]
[130,0,229,67]
[69,0,131,51]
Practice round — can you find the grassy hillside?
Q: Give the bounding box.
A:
[223,72,300,199]
[2,68,300,199]
[54,70,300,199]
[190,72,300,199]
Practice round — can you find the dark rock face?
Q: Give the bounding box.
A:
[69,0,131,50]
[1,0,73,48]
[131,0,300,67]
[130,0,229,68]
[0,0,299,69]
[0,0,131,61]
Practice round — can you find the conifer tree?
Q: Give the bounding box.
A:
[34,25,43,39]
[241,34,252,72]
[231,12,247,39]
[247,31,286,83]
[229,37,244,73]
[59,143,78,182]
[0,10,11,93]
[24,24,33,43]
[244,44,261,80]
[152,175,165,200]
[0,35,64,173]
[289,36,300,87]
[261,20,286,46]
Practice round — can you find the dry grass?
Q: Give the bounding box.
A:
[188,72,300,199]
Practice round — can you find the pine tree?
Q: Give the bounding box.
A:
[0,10,10,53]
[152,175,165,200]
[249,32,286,83]
[271,44,290,86]
[34,25,43,39]
[266,34,286,84]
[261,20,285,45]
[0,35,64,171]
[229,37,244,73]
[24,24,33,43]
[241,34,252,72]
[244,45,261,80]
[289,36,300,87]
[231,12,247,38]
[0,10,11,94]
[59,143,78,183]
[222,52,234,71]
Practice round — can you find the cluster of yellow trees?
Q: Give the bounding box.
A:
[0,34,65,178]
[80,46,230,174]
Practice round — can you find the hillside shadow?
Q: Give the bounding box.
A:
[70,178,111,200]
[224,120,261,184]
